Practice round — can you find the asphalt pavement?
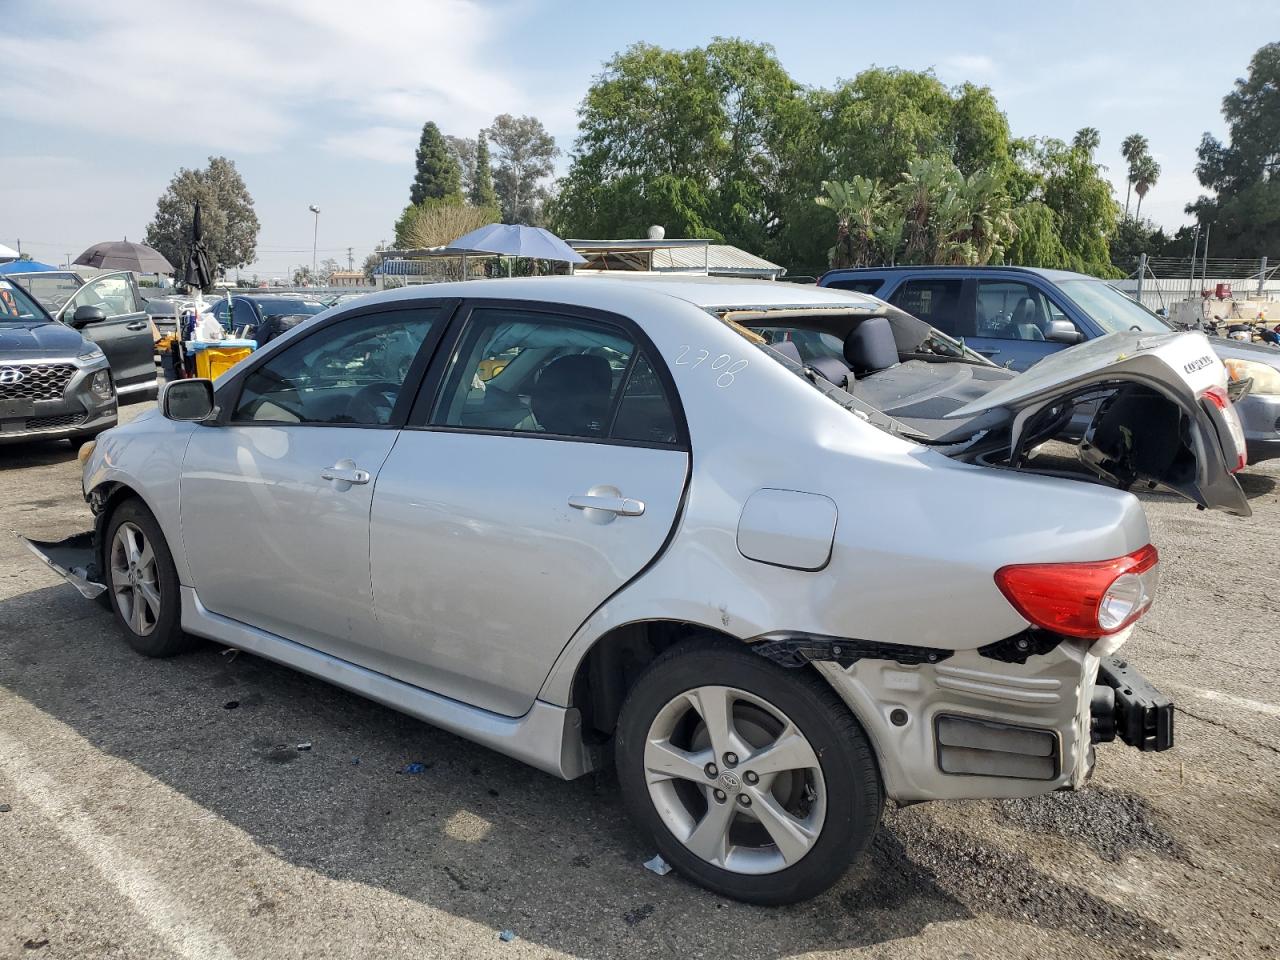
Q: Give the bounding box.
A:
[1,409,1277,959]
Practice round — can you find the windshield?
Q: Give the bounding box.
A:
[0,280,49,322]
[10,273,81,315]
[1058,279,1170,335]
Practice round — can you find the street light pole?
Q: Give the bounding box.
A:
[308,204,321,281]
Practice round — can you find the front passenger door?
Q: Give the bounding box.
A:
[61,271,155,398]
[180,303,445,665]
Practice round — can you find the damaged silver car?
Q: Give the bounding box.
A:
[26,277,1249,903]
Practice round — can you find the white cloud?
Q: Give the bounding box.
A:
[0,0,528,157]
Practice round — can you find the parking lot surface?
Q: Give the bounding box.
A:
[2,407,1278,959]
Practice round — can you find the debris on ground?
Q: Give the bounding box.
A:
[223,701,239,710]
[296,741,312,751]
[0,803,11,813]
[623,904,655,926]
[401,762,427,775]
[23,938,49,950]
[643,854,672,876]
[498,930,517,943]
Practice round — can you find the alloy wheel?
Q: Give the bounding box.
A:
[643,685,827,875]
[109,521,161,637]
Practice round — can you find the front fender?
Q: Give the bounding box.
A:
[84,415,197,584]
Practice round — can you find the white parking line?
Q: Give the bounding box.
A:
[0,726,239,960]
[1192,688,1280,718]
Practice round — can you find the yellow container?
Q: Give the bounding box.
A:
[194,344,253,380]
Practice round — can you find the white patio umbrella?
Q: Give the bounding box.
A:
[0,242,20,261]
[447,224,586,276]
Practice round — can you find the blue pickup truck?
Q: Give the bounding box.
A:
[818,265,1280,463]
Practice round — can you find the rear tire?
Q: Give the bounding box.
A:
[104,499,196,657]
[615,637,882,904]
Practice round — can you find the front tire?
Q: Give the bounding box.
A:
[104,499,196,657]
[615,638,883,904]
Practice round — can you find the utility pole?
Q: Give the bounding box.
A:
[347,247,353,271]
[1136,253,1147,306]
[1188,225,1200,299]
[1259,257,1268,298]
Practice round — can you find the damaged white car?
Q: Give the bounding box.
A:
[26,277,1249,904]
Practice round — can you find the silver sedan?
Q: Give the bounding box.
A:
[30,275,1249,903]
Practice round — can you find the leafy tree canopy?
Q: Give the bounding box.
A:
[1189,42,1280,256]
[145,156,259,276]
[549,40,1117,276]
[487,114,559,225]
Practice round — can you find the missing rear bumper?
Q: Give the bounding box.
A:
[1093,656,1174,752]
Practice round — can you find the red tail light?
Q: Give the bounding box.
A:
[994,545,1160,639]
[1202,385,1247,473]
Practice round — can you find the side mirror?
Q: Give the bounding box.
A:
[69,305,107,328]
[161,379,216,422]
[1046,319,1084,344]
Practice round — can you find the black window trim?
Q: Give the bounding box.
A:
[208,297,461,430]
[402,296,690,452]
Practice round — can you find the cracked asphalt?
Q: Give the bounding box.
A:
[2,409,1278,960]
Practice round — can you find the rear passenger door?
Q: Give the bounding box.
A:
[368,301,690,717]
[60,271,155,398]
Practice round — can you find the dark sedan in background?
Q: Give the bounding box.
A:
[207,294,328,340]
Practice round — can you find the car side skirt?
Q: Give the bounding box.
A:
[180,586,597,780]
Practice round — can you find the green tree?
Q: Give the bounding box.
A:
[1119,132,1149,219]
[410,121,461,206]
[145,156,259,276]
[470,134,498,209]
[446,135,478,198]
[487,114,558,224]
[362,243,387,282]
[551,39,811,258]
[1188,42,1280,256]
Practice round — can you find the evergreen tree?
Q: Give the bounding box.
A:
[471,133,498,210]
[410,121,461,206]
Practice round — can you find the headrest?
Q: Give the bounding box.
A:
[768,340,803,364]
[531,353,613,436]
[843,316,898,376]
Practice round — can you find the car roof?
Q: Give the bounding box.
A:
[360,274,880,314]
[821,265,1092,283]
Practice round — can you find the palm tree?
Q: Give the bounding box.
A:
[815,178,887,268]
[1072,127,1101,156]
[894,157,956,263]
[1120,133,1149,219]
[1133,155,1161,220]
[959,169,1017,264]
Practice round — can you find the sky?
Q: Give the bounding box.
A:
[2,0,1276,278]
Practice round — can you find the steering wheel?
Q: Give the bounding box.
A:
[344,382,400,424]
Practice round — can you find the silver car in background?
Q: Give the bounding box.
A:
[28,276,1250,903]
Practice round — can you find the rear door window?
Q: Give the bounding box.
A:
[889,279,967,336]
[429,306,681,446]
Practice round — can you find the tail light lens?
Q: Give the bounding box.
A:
[994,545,1160,638]
[1202,385,1247,473]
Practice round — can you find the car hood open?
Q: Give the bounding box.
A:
[947,330,1251,516]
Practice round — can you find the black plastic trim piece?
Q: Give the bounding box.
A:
[1097,656,1174,752]
[977,629,1064,664]
[750,633,953,669]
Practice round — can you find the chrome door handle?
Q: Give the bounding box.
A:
[568,494,645,517]
[321,462,371,485]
